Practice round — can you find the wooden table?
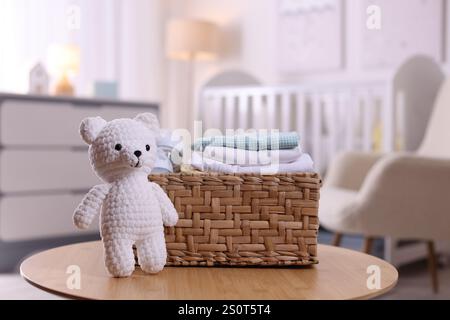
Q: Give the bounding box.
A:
[20,241,397,300]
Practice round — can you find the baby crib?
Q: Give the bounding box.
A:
[199,55,443,175]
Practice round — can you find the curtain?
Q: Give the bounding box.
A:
[0,0,164,101]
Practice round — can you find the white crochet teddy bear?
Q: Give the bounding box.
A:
[73,113,178,277]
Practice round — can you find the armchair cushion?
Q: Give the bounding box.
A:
[325,151,383,191]
[355,154,450,240]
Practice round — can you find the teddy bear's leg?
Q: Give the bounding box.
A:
[103,238,136,277]
[136,232,167,274]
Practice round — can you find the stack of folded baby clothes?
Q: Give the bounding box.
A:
[190,132,314,174]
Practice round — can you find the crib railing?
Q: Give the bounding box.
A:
[200,81,394,173]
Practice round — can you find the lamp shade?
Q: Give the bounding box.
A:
[48,44,80,75]
[166,19,219,61]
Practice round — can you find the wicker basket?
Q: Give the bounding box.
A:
[148,172,321,267]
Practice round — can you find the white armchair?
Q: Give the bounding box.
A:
[319,78,450,293]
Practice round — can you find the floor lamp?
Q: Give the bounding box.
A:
[166,19,219,133]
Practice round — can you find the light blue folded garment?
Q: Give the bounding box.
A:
[192,132,299,151]
[151,148,173,174]
[151,129,181,174]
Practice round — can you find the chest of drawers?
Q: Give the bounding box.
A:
[0,93,158,242]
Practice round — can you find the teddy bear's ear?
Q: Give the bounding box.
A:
[134,113,160,134]
[79,117,107,145]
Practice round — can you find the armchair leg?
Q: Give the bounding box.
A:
[332,233,342,247]
[427,241,439,293]
[362,237,374,254]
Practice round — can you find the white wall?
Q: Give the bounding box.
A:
[179,0,449,85]
[164,0,450,130]
[117,0,166,102]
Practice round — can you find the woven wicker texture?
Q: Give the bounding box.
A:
[148,173,321,266]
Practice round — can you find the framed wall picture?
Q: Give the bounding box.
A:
[362,0,444,69]
[277,0,344,74]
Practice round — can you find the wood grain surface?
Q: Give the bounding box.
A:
[20,241,397,300]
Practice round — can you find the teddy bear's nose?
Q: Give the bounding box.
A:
[134,150,142,158]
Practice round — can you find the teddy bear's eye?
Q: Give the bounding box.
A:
[146,144,150,151]
[115,144,122,151]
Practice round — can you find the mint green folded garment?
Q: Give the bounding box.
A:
[192,132,299,151]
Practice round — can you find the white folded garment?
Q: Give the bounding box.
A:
[191,152,314,174]
[202,146,302,166]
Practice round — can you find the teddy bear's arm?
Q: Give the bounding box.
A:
[151,183,179,227]
[73,184,110,229]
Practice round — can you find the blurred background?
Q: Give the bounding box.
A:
[1,0,450,299]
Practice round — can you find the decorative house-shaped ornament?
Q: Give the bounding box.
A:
[29,63,49,95]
